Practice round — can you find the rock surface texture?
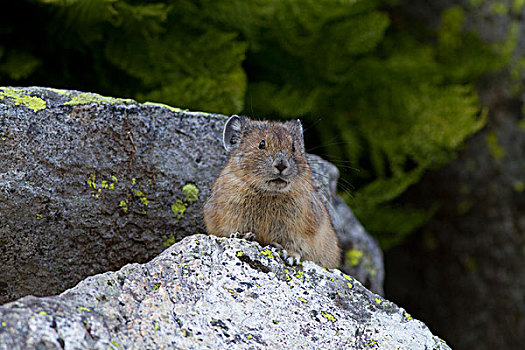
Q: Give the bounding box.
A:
[0,87,383,305]
[0,234,448,350]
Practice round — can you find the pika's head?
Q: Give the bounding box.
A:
[223,115,310,193]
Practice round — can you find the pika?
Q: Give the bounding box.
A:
[203,115,340,268]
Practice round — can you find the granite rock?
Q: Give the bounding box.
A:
[0,234,447,350]
[0,87,383,304]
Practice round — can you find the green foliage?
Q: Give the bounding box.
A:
[0,0,513,248]
[238,3,500,248]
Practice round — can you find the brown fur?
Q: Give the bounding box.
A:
[203,117,340,268]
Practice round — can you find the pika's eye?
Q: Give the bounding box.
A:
[259,140,266,149]
[292,142,296,152]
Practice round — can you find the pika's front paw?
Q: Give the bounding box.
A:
[243,232,256,241]
[229,231,256,241]
[269,243,301,266]
[282,250,301,266]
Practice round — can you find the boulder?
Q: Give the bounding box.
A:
[0,234,448,350]
[0,87,383,305]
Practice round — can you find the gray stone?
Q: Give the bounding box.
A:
[0,86,383,305]
[0,234,448,350]
[308,154,384,295]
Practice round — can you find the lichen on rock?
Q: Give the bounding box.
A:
[0,86,383,307]
[0,87,46,112]
[0,235,450,350]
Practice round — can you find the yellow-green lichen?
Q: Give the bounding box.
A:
[345,249,363,267]
[321,311,337,322]
[294,270,307,281]
[38,311,48,316]
[100,180,114,189]
[64,92,135,106]
[260,248,274,259]
[167,184,200,223]
[119,200,129,213]
[143,101,184,113]
[236,251,243,257]
[87,173,97,189]
[273,320,279,324]
[298,297,308,303]
[0,87,46,112]
[292,269,309,282]
[162,233,175,247]
[87,173,117,199]
[154,321,160,331]
[403,312,413,322]
[375,297,382,304]
[514,181,524,192]
[246,334,253,339]
[111,340,122,350]
[77,307,91,312]
[47,88,71,95]
[143,101,211,116]
[1,322,5,326]
[347,282,353,289]
[182,184,199,203]
[36,214,43,220]
[132,189,149,206]
[171,200,186,221]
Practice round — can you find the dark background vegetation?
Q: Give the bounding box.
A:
[2,0,524,348]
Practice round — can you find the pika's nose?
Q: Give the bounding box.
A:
[273,158,289,174]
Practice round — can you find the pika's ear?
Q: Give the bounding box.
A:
[223,115,246,152]
[286,119,305,148]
